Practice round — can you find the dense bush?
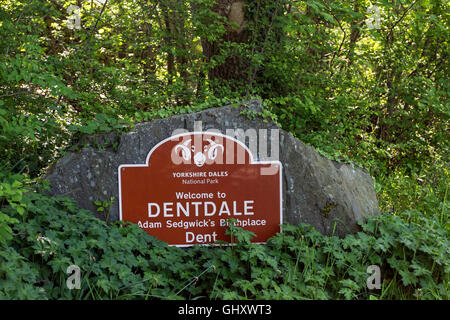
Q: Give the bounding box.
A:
[0,186,448,300]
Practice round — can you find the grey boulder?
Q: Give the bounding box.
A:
[45,99,380,237]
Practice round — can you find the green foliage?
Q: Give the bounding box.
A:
[93,196,115,224]
[1,0,447,187]
[0,173,30,242]
[0,0,448,300]
[0,188,448,300]
[69,114,131,136]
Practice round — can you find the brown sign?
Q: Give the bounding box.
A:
[118,132,282,246]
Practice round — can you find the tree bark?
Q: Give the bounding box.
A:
[199,1,250,90]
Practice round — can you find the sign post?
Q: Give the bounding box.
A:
[118,132,282,246]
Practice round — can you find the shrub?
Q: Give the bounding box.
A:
[0,185,448,300]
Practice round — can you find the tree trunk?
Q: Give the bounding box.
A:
[199,1,250,91]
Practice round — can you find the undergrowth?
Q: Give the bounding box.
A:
[0,183,448,300]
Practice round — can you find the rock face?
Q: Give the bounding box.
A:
[45,99,380,237]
